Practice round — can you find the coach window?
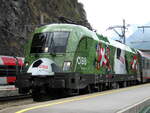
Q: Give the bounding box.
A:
[52,31,70,53]
[146,59,148,69]
[146,60,148,69]
[148,60,150,69]
[30,32,69,53]
[144,59,146,69]
[31,33,50,53]
[142,58,145,69]
[148,61,149,69]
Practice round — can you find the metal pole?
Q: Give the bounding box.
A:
[107,19,129,44]
[123,19,126,44]
[40,14,44,24]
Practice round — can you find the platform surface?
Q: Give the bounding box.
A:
[0,84,150,113]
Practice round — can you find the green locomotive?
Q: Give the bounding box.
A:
[16,23,145,101]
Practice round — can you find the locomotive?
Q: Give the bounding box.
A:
[15,23,150,101]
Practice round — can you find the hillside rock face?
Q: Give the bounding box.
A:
[0,0,91,56]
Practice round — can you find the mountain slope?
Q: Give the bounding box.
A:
[0,0,91,56]
[126,22,150,50]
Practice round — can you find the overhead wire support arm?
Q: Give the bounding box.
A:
[107,19,129,44]
[138,26,150,33]
[108,28,123,37]
[131,26,150,44]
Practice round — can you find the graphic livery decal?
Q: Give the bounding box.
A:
[95,42,111,71]
[130,55,138,71]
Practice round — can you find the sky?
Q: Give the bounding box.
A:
[78,0,150,38]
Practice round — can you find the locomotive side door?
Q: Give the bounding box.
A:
[70,37,94,90]
[73,37,89,73]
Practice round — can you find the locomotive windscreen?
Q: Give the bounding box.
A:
[30,31,69,53]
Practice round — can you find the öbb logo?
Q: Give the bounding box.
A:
[77,56,87,66]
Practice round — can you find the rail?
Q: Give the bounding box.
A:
[0,94,31,101]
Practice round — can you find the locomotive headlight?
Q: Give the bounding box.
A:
[63,61,71,71]
[44,47,48,52]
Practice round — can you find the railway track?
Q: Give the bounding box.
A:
[0,94,31,102]
[0,94,33,111]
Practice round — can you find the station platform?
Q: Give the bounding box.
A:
[0,85,19,97]
[0,84,150,113]
[1,83,149,113]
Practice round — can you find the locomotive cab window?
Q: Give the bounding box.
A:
[30,31,69,53]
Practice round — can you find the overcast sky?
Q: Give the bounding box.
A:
[78,0,150,38]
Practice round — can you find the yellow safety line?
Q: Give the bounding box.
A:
[15,83,150,113]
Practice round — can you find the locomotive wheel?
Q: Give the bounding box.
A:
[32,87,45,101]
[112,82,119,89]
[80,85,91,94]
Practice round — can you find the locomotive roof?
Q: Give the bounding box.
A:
[34,23,136,54]
[107,38,137,53]
[34,23,99,40]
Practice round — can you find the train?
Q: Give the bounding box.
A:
[0,56,24,85]
[15,23,150,101]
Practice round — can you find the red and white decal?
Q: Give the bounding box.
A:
[38,65,48,69]
[96,43,111,70]
[98,48,108,66]
[130,56,137,70]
